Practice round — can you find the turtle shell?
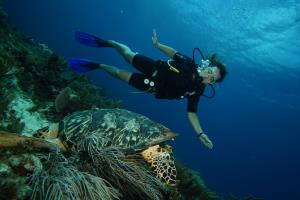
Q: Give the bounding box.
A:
[58,109,177,152]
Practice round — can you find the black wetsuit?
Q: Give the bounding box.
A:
[129,52,205,113]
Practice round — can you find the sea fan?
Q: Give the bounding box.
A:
[85,147,168,200]
[29,153,120,200]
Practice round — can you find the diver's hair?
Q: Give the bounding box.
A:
[207,53,227,82]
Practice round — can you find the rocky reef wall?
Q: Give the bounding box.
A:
[0,6,121,135]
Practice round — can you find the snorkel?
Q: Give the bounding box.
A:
[192,48,216,98]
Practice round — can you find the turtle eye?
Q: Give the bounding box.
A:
[33,132,42,137]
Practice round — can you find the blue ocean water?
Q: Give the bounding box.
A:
[2,0,300,199]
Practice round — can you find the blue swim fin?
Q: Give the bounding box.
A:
[75,31,111,48]
[68,58,100,73]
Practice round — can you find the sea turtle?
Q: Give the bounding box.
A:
[33,108,178,186]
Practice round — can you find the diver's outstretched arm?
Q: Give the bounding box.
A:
[187,112,214,149]
[152,29,177,58]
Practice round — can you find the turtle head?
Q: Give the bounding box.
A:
[141,144,177,186]
[145,129,177,147]
[33,124,59,139]
[164,130,177,140]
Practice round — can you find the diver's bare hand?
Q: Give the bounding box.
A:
[152,29,159,47]
[199,133,213,149]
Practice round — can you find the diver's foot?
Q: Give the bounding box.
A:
[75,31,112,48]
[199,133,213,149]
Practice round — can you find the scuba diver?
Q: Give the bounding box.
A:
[68,30,227,149]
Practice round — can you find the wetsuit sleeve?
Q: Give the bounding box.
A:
[173,52,193,63]
[187,94,200,113]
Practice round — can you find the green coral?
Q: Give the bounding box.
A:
[0,5,121,132]
[85,148,168,200]
[0,150,43,200]
[175,161,222,200]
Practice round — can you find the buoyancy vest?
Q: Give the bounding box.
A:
[153,53,205,99]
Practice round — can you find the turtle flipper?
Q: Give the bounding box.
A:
[141,144,177,186]
[0,131,60,151]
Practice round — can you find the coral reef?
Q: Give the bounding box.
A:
[0,149,42,200]
[175,161,222,200]
[0,130,170,200]
[0,5,120,135]
[29,153,121,200]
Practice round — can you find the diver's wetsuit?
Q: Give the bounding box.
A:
[128,52,205,112]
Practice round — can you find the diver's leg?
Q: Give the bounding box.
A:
[107,41,157,76]
[100,64,132,83]
[100,64,152,92]
[108,40,137,65]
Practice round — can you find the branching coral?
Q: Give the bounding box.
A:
[85,147,168,200]
[29,153,120,200]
